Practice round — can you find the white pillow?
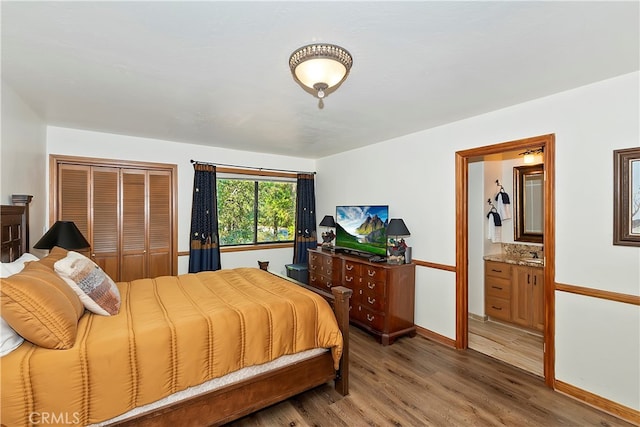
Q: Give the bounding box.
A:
[0,318,24,357]
[0,252,39,277]
[54,251,121,316]
[0,252,37,356]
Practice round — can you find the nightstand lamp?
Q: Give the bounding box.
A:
[319,215,336,251]
[386,218,411,264]
[34,221,90,251]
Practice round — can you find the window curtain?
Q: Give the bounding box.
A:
[293,173,317,264]
[189,163,221,272]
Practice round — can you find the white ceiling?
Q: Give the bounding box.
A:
[2,1,638,159]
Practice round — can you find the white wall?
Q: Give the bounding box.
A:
[46,127,315,275]
[468,161,485,317]
[0,81,48,254]
[316,72,640,410]
[4,69,638,412]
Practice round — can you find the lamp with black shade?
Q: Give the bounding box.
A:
[386,218,411,264]
[34,221,90,251]
[319,215,336,251]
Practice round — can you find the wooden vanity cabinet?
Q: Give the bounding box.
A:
[484,260,544,332]
[484,261,512,322]
[309,248,416,345]
[512,265,544,331]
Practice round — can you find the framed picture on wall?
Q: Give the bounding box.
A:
[613,147,640,246]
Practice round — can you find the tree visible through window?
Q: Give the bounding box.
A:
[217,178,296,246]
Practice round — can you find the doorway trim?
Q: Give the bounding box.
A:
[455,134,555,388]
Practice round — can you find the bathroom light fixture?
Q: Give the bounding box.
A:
[520,147,544,164]
[289,44,352,107]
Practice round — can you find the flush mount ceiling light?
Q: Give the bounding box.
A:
[289,44,353,107]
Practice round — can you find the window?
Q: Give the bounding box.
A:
[217,176,296,246]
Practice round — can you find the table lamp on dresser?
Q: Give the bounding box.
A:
[319,215,336,251]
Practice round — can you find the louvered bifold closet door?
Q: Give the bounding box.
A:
[148,171,172,278]
[92,167,120,281]
[58,164,91,256]
[121,169,147,282]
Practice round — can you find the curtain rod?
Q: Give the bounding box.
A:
[190,160,315,175]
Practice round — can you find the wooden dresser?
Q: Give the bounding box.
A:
[308,248,416,345]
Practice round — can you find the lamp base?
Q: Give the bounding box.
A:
[321,243,335,252]
[386,255,404,265]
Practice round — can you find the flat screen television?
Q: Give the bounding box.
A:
[335,205,388,257]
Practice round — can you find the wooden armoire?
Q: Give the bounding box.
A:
[50,155,178,282]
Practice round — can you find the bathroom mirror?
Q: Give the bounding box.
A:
[513,164,544,243]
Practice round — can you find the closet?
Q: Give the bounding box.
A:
[51,155,177,281]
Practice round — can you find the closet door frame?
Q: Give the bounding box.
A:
[49,155,178,278]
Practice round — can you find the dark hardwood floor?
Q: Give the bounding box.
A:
[228,326,634,426]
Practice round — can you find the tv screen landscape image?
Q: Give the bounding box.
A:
[335,205,389,256]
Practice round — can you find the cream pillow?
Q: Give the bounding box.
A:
[55,251,121,316]
[1,261,84,349]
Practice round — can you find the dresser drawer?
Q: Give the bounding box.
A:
[486,296,511,320]
[361,278,386,297]
[344,271,359,285]
[358,306,385,331]
[359,288,386,311]
[363,265,387,282]
[485,277,511,299]
[485,261,510,279]
[308,252,322,266]
[344,260,362,275]
[309,272,332,290]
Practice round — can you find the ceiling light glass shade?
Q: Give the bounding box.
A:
[289,44,353,99]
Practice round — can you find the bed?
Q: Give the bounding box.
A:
[0,198,352,426]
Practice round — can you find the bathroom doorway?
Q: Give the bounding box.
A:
[455,134,555,387]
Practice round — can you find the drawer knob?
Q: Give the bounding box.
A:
[491,286,502,290]
[366,314,375,321]
[367,282,375,289]
[491,306,502,311]
[346,265,353,271]
[368,270,376,277]
[367,297,376,304]
[346,276,353,282]
[491,269,502,273]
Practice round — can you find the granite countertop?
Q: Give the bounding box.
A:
[483,254,544,268]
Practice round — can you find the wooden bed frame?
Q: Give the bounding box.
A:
[1,197,352,426]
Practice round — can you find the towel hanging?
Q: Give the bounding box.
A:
[495,191,512,220]
[487,211,502,243]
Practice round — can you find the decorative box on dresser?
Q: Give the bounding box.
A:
[308,248,416,345]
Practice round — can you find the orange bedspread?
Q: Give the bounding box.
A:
[1,268,343,426]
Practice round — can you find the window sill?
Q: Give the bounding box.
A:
[221,243,293,253]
